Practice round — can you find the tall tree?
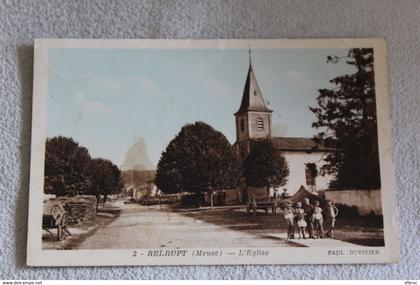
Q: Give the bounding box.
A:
[89,158,123,206]
[310,48,381,189]
[243,140,289,194]
[44,136,91,196]
[155,122,240,199]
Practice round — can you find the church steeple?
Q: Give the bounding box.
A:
[234,48,273,156]
[235,52,272,115]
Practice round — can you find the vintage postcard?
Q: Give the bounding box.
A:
[27,39,399,266]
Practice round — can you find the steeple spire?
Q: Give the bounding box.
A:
[248,45,252,66]
[234,49,272,115]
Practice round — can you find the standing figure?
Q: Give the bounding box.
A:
[302,198,315,239]
[294,202,307,239]
[251,198,257,216]
[283,202,295,239]
[324,200,339,238]
[312,200,324,239]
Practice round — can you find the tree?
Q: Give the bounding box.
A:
[310,48,381,189]
[155,122,240,204]
[89,158,123,207]
[243,140,289,194]
[44,136,91,196]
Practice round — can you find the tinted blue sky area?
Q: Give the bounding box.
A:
[47,48,355,168]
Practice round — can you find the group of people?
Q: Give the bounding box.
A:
[283,198,339,239]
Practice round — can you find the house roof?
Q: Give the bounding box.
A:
[235,64,272,115]
[272,137,334,152]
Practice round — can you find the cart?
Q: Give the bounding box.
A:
[42,200,70,241]
[246,198,278,215]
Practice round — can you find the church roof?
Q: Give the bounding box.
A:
[235,64,272,115]
[272,137,334,152]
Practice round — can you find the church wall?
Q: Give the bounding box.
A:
[281,151,333,195]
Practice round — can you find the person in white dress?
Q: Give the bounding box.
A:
[294,202,307,239]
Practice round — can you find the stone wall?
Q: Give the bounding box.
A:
[325,189,382,215]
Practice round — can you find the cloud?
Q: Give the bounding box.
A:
[121,137,154,171]
[260,69,318,96]
[276,70,315,89]
[88,78,122,97]
[272,123,288,137]
[124,76,159,97]
[74,91,112,115]
[283,70,308,82]
[205,77,231,97]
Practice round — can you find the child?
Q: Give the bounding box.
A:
[294,202,307,239]
[283,202,295,239]
[312,200,324,239]
[302,198,315,238]
[324,200,339,238]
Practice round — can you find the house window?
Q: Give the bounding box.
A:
[240,118,245,132]
[254,89,258,96]
[305,163,318,186]
[256,117,264,130]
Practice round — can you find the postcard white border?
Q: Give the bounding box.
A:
[27,38,399,266]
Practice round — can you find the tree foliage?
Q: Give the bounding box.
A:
[310,48,381,189]
[44,136,91,196]
[89,158,124,205]
[44,136,123,198]
[155,122,240,195]
[243,140,289,191]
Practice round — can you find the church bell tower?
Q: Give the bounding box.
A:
[234,49,272,159]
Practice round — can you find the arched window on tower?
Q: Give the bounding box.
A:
[240,118,245,132]
[256,117,264,131]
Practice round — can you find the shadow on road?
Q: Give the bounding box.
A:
[168,204,384,247]
[169,205,290,238]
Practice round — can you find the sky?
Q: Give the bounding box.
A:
[46,47,355,168]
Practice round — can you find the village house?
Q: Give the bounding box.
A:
[123,170,157,202]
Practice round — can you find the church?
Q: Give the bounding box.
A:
[232,55,334,198]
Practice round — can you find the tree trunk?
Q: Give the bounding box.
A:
[210,191,214,211]
[103,193,108,206]
[95,194,100,210]
[196,192,202,208]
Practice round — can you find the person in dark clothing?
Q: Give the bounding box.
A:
[302,198,315,239]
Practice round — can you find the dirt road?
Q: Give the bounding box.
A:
[75,203,290,249]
